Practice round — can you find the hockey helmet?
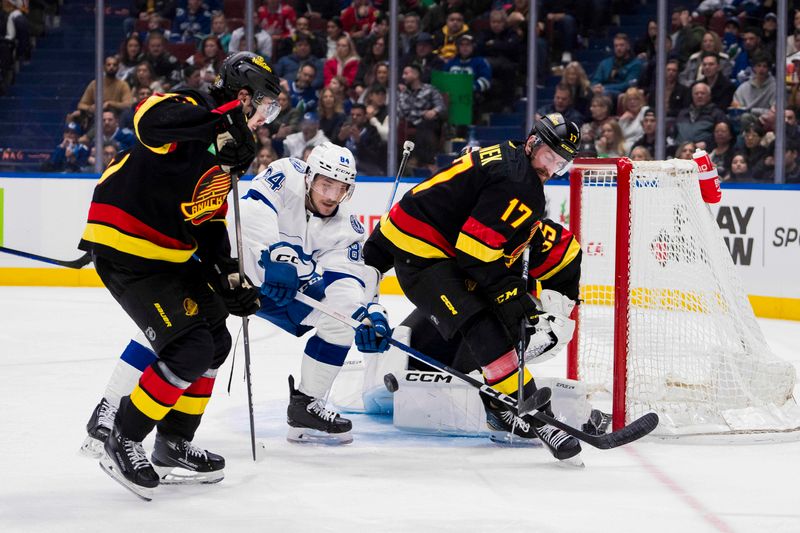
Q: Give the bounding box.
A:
[212,52,282,123]
[306,142,358,203]
[529,113,581,164]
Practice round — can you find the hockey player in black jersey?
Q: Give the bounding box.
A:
[78,51,281,500]
[364,113,584,464]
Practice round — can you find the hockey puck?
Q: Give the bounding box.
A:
[383,373,399,393]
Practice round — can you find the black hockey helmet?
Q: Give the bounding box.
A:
[212,52,281,109]
[528,113,581,162]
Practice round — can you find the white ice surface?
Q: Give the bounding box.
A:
[1,287,800,532]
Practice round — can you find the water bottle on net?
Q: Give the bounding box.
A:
[693,148,722,204]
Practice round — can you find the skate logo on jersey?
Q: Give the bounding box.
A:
[181,167,231,225]
[350,215,365,234]
[183,298,198,316]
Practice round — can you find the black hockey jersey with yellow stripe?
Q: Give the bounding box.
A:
[78,90,234,270]
[378,141,546,294]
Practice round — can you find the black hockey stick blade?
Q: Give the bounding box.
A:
[518,386,551,415]
[0,246,91,269]
[533,411,660,450]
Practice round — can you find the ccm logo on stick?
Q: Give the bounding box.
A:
[405,372,453,383]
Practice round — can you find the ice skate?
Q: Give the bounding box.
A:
[533,424,584,467]
[80,397,117,458]
[286,375,353,444]
[481,395,542,447]
[150,432,225,485]
[99,426,159,501]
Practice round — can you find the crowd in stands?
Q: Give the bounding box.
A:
[37,0,800,182]
[0,0,58,94]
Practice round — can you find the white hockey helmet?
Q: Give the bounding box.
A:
[306,142,358,203]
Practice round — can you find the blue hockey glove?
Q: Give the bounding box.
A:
[353,303,390,353]
[260,248,300,307]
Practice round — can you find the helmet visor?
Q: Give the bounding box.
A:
[309,175,353,204]
[254,97,280,124]
[532,139,571,175]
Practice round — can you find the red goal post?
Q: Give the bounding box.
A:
[565,157,800,440]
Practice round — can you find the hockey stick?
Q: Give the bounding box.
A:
[516,246,539,416]
[229,170,258,462]
[0,246,91,269]
[294,292,659,450]
[384,140,415,213]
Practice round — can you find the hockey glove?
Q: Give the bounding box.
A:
[491,279,541,339]
[524,290,576,364]
[353,303,390,353]
[213,100,257,175]
[210,257,261,317]
[260,248,300,307]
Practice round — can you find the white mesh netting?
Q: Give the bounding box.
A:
[573,159,800,439]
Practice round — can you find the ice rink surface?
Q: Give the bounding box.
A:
[2,287,800,533]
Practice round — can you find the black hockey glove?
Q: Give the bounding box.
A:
[213,100,257,175]
[209,257,261,317]
[490,279,540,339]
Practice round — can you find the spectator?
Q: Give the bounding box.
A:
[400,12,421,57]
[268,89,302,142]
[673,82,727,147]
[443,34,492,117]
[186,35,225,86]
[251,143,278,174]
[536,83,584,127]
[354,35,387,99]
[171,0,211,44]
[324,17,344,59]
[591,33,642,99]
[434,11,469,61]
[131,61,165,95]
[617,87,647,151]
[630,145,652,161]
[737,123,768,172]
[699,52,736,110]
[340,0,377,42]
[229,11,273,59]
[710,120,735,180]
[637,34,675,95]
[85,141,120,171]
[120,86,153,129]
[401,32,445,84]
[286,61,319,113]
[42,122,90,173]
[674,140,695,160]
[2,0,29,62]
[731,27,763,85]
[731,54,776,127]
[721,17,742,59]
[295,0,340,23]
[365,83,388,142]
[137,12,172,43]
[317,86,346,140]
[506,0,550,85]
[284,112,329,159]
[210,13,231,52]
[728,153,753,181]
[561,61,592,118]
[324,34,360,88]
[672,6,705,66]
[630,108,657,157]
[335,102,385,175]
[258,0,297,42]
[143,33,181,89]
[786,107,800,141]
[422,0,473,35]
[130,0,176,31]
[172,63,207,92]
[541,0,579,64]
[595,120,626,157]
[576,122,598,157]
[274,36,324,90]
[784,140,800,183]
[647,59,691,118]
[328,74,355,114]
[634,20,658,61]
[478,10,524,113]
[397,64,447,168]
[117,36,144,84]
[787,10,800,55]
[360,11,389,52]
[761,13,778,58]
[679,31,732,86]
[276,15,326,59]
[84,110,136,152]
[70,56,133,131]
[588,94,615,139]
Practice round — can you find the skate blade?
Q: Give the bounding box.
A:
[556,454,585,469]
[79,435,105,459]
[153,464,224,485]
[286,427,353,445]
[99,455,155,501]
[489,430,543,448]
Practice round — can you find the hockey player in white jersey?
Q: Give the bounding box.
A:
[81,142,390,477]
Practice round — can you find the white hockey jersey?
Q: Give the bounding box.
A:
[238,157,378,317]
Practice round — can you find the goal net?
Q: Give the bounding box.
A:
[566,158,800,440]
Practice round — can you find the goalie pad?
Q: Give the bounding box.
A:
[525,289,576,364]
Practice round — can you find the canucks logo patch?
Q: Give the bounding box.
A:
[350,215,365,234]
[290,157,307,173]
